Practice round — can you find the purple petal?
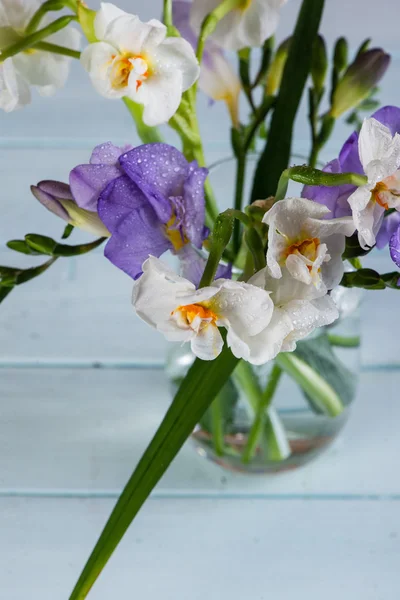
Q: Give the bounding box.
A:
[376,212,400,249]
[371,105,400,137]
[338,131,363,175]
[90,142,133,165]
[98,175,172,280]
[389,226,400,268]
[182,163,208,247]
[70,164,121,212]
[37,180,74,200]
[119,144,193,223]
[31,184,70,222]
[178,245,232,288]
[302,159,341,216]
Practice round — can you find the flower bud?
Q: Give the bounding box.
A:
[333,37,348,75]
[31,181,110,237]
[266,37,291,96]
[330,49,390,118]
[311,35,328,95]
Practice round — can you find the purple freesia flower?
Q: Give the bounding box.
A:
[98,143,208,280]
[303,105,400,246]
[70,142,132,211]
[389,226,400,270]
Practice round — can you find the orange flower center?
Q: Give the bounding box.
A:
[110,54,149,91]
[284,237,320,271]
[372,181,390,210]
[173,304,218,326]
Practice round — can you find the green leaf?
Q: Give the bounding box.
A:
[340,268,399,290]
[0,285,14,303]
[294,335,357,413]
[62,224,74,240]
[69,347,240,600]
[342,232,373,259]
[251,0,325,200]
[199,377,239,435]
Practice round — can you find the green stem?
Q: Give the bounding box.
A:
[196,0,242,65]
[211,394,225,456]
[33,41,81,59]
[123,98,164,144]
[25,0,77,35]
[242,364,282,463]
[327,334,361,348]
[163,0,173,28]
[233,153,247,256]
[0,16,77,62]
[233,361,290,463]
[276,352,344,417]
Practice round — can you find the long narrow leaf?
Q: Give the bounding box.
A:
[69,347,239,599]
[251,0,325,200]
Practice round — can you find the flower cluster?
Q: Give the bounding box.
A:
[304,106,400,266]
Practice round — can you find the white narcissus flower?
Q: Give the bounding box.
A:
[347,117,400,249]
[190,0,287,52]
[133,256,274,363]
[247,267,339,360]
[81,3,200,127]
[172,1,241,128]
[263,197,355,292]
[0,0,80,112]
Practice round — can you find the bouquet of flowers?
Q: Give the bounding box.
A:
[1,0,399,597]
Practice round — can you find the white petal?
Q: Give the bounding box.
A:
[285,254,313,285]
[133,257,195,329]
[94,2,128,40]
[359,118,400,181]
[104,15,166,55]
[264,197,330,234]
[212,279,274,337]
[81,42,124,99]
[0,58,31,112]
[199,51,241,127]
[228,308,293,366]
[281,295,339,351]
[154,37,200,91]
[136,70,183,126]
[319,233,346,290]
[190,0,283,51]
[305,216,355,239]
[348,185,383,249]
[191,323,224,361]
[0,0,36,29]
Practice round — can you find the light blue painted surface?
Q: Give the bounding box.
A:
[1,1,400,598]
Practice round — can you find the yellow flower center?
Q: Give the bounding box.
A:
[372,181,390,210]
[110,54,149,91]
[165,215,188,252]
[174,303,218,323]
[284,237,321,272]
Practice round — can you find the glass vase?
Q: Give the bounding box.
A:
[166,286,362,474]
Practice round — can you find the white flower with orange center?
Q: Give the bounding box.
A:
[190,0,287,52]
[0,0,80,112]
[81,3,200,126]
[347,117,400,249]
[263,198,355,292]
[133,256,274,363]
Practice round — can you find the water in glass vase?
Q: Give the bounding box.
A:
[165,286,362,474]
